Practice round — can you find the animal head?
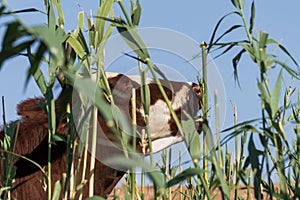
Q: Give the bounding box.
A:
[73,72,202,161]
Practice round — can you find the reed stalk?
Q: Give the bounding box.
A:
[214,90,223,168]
[201,41,208,184]
[78,121,90,200]
[2,96,6,131]
[131,88,137,200]
[117,0,133,26]
[46,91,56,200]
[179,150,183,200]
[233,104,239,200]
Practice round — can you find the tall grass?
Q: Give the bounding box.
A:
[0,0,299,199]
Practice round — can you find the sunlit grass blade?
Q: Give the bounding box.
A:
[67,37,85,59]
[95,0,114,42]
[130,0,141,26]
[51,0,64,28]
[117,25,150,61]
[52,180,62,200]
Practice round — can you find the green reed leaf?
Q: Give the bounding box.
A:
[166,168,203,188]
[131,0,141,26]
[85,196,105,200]
[249,1,255,34]
[96,0,114,43]
[106,155,164,189]
[27,25,66,65]
[207,11,240,53]
[0,22,33,68]
[52,180,62,200]
[270,70,282,119]
[51,0,64,27]
[182,112,201,161]
[26,45,48,95]
[140,70,150,115]
[67,37,85,59]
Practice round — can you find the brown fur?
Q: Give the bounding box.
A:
[0,74,202,199]
[0,98,125,199]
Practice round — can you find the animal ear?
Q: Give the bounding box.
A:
[191,82,202,109]
[12,98,49,156]
[108,74,140,105]
[56,85,73,123]
[17,98,45,115]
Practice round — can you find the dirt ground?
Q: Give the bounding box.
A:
[108,184,279,200]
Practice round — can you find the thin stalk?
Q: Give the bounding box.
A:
[179,150,183,200]
[2,96,7,131]
[214,90,223,168]
[138,61,153,163]
[117,0,133,26]
[46,90,56,200]
[62,102,72,199]
[141,168,145,200]
[47,106,52,200]
[78,119,90,200]
[258,72,266,200]
[4,122,20,200]
[297,90,300,137]
[238,130,247,196]
[64,135,71,200]
[67,103,75,200]
[168,149,171,198]
[131,89,137,200]
[47,116,52,200]
[88,44,105,197]
[140,129,146,200]
[89,105,98,196]
[162,149,169,198]
[145,115,153,164]
[246,169,252,200]
[239,8,253,46]
[70,140,78,200]
[296,89,300,191]
[100,66,114,105]
[201,41,209,184]
[238,6,269,198]
[265,134,272,199]
[233,104,239,200]
[273,112,287,197]
[2,96,8,200]
[69,148,75,200]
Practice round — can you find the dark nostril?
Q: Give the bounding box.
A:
[195,118,203,133]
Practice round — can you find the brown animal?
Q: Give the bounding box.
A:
[0,72,202,199]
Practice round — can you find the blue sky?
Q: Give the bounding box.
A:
[0,0,299,183]
[1,1,299,121]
